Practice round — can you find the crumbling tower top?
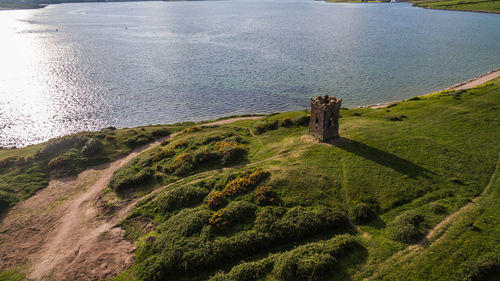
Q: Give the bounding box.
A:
[310,94,342,110]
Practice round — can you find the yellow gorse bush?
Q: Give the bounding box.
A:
[255,185,275,204]
[214,141,247,151]
[183,126,202,134]
[174,153,191,164]
[222,169,270,197]
[208,208,231,227]
[207,191,226,210]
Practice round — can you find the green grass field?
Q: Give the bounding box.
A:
[1,78,499,280]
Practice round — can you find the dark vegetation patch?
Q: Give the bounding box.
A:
[254,115,310,135]
[150,185,209,216]
[351,202,377,223]
[133,204,349,280]
[458,254,500,281]
[254,120,279,134]
[209,234,361,281]
[388,211,424,243]
[384,114,408,121]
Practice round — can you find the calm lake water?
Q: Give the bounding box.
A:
[1,0,500,147]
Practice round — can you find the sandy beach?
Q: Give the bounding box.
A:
[366,68,500,109]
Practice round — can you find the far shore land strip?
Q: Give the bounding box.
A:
[2,0,500,14]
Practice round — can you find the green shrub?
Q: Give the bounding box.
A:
[35,137,75,159]
[135,210,349,280]
[172,140,189,148]
[226,201,256,223]
[293,115,310,126]
[160,208,211,237]
[272,234,358,281]
[207,191,227,210]
[0,190,18,214]
[153,185,208,214]
[48,156,72,170]
[151,128,170,137]
[458,254,500,281]
[80,138,103,157]
[0,156,19,169]
[254,206,286,234]
[151,148,175,162]
[125,137,149,147]
[109,166,154,191]
[215,141,248,166]
[255,206,348,240]
[192,148,220,165]
[279,117,293,127]
[351,203,376,223]
[388,211,424,243]
[429,202,447,214]
[209,258,274,281]
[105,135,116,142]
[255,185,276,205]
[125,133,153,148]
[254,120,279,134]
[278,206,347,240]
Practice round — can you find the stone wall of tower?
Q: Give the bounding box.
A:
[309,95,342,141]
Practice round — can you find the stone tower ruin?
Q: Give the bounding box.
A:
[309,95,342,141]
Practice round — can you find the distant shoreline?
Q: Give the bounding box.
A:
[364,67,500,109]
[0,0,191,11]
[0,4,46,10]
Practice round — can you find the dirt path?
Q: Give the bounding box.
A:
[0,116,261,280]
[201,116,263,126]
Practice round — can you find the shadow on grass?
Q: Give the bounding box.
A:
[329,137,432,179]
[357,216,387,230]
[326,243,369,281]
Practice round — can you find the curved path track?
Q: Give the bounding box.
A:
[0,116,261,280]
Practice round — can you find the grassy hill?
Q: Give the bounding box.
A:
[0,78,499,280]
[104,79,498,280]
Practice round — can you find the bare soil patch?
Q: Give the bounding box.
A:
[0,116,261,280]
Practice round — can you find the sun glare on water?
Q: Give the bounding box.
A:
[0,11,56,147]
[0,10,109,148]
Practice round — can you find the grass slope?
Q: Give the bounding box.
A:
[105,79,499,280]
